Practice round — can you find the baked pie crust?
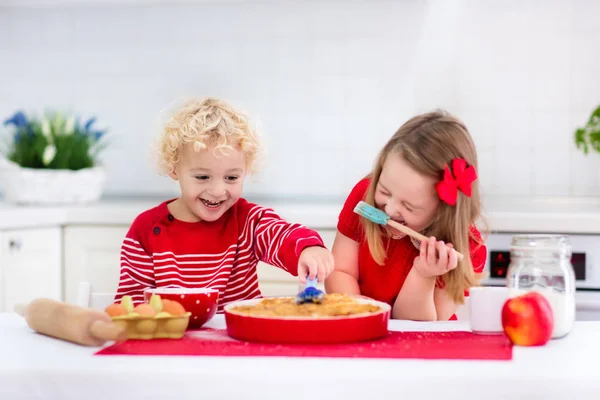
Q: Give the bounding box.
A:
[229,293,382,318]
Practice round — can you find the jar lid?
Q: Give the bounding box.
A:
[510,234,572,254]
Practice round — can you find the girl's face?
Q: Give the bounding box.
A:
[168,143,247,222]
[374,154,440,236]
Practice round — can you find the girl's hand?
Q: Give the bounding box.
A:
[297,246,335,283]
[412,236,458,279]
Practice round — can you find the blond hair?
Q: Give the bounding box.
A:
[157,97,260,175]
[362,110,485,304]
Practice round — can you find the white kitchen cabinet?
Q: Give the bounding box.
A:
[63,225,129,305]
[0,227,62,312]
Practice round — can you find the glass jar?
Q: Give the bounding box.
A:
[506,234,576,339]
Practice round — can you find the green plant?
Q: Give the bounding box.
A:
[574,105,600,155]
[2,110,108,170]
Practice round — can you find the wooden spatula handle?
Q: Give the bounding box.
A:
[386,219,464,261]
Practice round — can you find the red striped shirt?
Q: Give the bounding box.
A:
[114,198,325,312]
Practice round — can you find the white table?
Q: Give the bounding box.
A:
[1,312,598,400]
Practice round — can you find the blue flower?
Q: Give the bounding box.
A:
[4,111,28,128]
[93,130,106,141]
[84,117,96,132]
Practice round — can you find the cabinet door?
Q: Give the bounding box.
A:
[63,225,129,305]
[256,229,337,297]
[1,227,62,312]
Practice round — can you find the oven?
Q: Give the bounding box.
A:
[480,233,600,291]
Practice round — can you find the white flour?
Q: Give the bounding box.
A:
[509,287,574,339]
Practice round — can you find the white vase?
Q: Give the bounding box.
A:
[0,158,106,205]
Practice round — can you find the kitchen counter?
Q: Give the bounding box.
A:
[0,195,343,230]
[1,195,600,233]
[1,312,598,399]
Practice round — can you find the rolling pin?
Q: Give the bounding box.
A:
[15,298,127,347]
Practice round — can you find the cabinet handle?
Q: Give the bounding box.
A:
[8,239,22,251]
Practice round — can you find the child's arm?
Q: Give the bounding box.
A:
[394,230,488,321]
[433,287,458,320]
[325,179,369,294]
[393,237,458,320]
[324,231,361,295]
[393,267,438,320]
[395,283,458,322]
[252,206,327,278]
[113,225,155,305]
[394,271,457,321]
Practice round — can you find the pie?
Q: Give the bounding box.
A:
[229,293,382,317]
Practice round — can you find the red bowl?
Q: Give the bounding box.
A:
[144,287,219,329]
[224,296,391,344]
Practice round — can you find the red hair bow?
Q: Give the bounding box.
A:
[436,158,477,206]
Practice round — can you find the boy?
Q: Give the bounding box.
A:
[114,98,334,311]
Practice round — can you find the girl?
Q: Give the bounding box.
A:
[324,110,487,321]
[114,97,334,311]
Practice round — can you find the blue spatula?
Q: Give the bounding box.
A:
[353,200,463,261]
[295,276,324,305]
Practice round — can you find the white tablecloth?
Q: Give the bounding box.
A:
[0,312,598,400]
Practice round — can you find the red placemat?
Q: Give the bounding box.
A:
[95,329,512,360]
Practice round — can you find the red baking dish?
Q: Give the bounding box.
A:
[224,296,391,344]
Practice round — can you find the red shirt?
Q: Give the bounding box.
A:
[114,198,324,312]
[338,178,487,310]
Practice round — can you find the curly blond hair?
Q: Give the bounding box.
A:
[156,97,261,175]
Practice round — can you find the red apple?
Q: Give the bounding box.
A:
[501,291,554,346]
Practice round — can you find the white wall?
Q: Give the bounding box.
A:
[0,0,598,200]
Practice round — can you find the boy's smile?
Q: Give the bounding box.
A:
[168,142,247,223]
[201,199,224,208]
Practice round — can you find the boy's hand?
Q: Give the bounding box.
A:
[413,236,459,279]
[297,246,335,283]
